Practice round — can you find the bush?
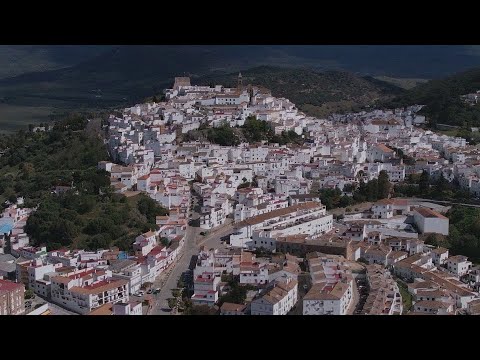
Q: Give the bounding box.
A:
[25,289,35,299]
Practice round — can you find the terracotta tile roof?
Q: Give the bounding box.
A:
[376,144,395,153]
[414,207,448,220]
[70,279,128,295]
[88,303,113,315]
[236,202,321,227]
[0,279,24,294]
[220,302,246,312]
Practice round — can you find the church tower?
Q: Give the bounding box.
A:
[237,72,243,91]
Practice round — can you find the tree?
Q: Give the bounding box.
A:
[167,298,177,309]
[25,289,35,299]
[218,283,248,306]
[357,257,369,265]
[237,182,251,189]
[141,282,153,290]
[171,288,182,298]
[435,173,448,195]
[377,170,391,199]
[137,194,169,223]
[419,170,430,194]
[183,304,216,315]
[366,179,379,201]
[160,237,170,247]
[339,195,354,208]
[424,233,450,249]
[353,180,367,203]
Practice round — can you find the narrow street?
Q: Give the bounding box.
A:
[346,275,360,315]
[149,210,234,315]
[150,225,200,315]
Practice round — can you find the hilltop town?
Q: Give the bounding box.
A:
[2,75,480,316]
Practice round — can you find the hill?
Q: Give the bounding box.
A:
[385,67,480,129]
[195,66,404,117]
[0,53,404,130]
[1,45,480,132]
[0,114,168,251]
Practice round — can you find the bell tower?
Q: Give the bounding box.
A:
[237,72,243,91]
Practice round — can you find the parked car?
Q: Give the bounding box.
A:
[147,289,153,294]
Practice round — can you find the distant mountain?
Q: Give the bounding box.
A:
[1,45,480,110]
[0,45,266,109]
[195,66,404,117]
[0,45,111,80]
[2,45,480,132]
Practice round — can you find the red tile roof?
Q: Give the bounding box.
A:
[0,279,24,293]
[415,207,448,220]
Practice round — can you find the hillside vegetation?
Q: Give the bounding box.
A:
[196,66,403,117]
[0,114,167,252]
[386,67,480,128]
[183,116,303,146]
[425,206,480,263]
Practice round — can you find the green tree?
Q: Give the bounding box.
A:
[171,288,182,298]
[141,282,153,290]
[377,170,391,199]
[183,304,216,315]
[419,170,430,194]
[366,179,379,201]
[160,237,170,247]
[167,298,177,309]
[237,182,251,189]
[25,289,35,299]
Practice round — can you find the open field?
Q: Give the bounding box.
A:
[0,104,54,133]
[374,76,428,90]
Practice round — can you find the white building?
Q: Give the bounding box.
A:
[430,247,449,266]
[239,251,269,285]
[303,254,354,315]
[50,270,129,315]
[133,231,157,256]
[112,301,142,315]
[231,202,332,249]
[250,278,298,315]
[303,280,353,315]
[191,272,220,307]
[367,143,396,162]
[413,208,449,236]
[446,255,472,277]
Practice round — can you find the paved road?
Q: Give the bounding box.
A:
[150,219,234,315]
[198,220,234,249]
[151,224,200,315]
